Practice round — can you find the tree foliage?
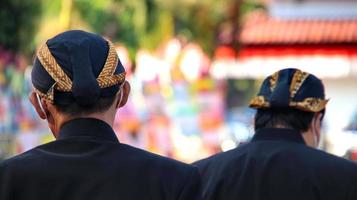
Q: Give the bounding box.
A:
[73,0,233,55]
[74,0,173,53]
[0,0,264,57]
[0,0,42,55]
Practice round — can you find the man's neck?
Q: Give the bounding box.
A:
[53,112,115,138]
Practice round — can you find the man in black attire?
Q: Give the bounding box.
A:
[194,68,357,200]
[0,30,201,200]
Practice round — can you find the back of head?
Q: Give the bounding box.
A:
[31,30,126,116]
[249,68,328,132]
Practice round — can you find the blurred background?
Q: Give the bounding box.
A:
[0,0,356,163]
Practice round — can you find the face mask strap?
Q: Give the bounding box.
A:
[36,92,47,119]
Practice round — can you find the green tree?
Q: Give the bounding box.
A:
[0,0,42,55]
[37,0,264,57]
[171,0,264,56]
[74,0,173,54]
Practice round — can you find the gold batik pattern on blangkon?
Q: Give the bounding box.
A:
[36,44,72,92]
[290,69,309,99]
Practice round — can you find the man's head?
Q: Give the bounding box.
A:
[29,30,130,137]
[249,68,328,148]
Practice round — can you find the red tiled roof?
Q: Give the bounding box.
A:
[214,44,357,59]
[240,11,357,45]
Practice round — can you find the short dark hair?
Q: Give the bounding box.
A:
[254,108,324,132]
[55,95,117,116]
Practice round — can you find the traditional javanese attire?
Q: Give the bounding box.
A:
[194,68,357,200]
[0,30,201,200]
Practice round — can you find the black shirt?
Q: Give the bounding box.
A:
[194,128,357,200]
[0,118,201,200]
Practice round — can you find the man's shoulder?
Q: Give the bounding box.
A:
[2,142,196,170]
[0,148,39,174]
[193,144,246,169]
[194,142,357,173]
[120,143,196,171]
[301,145,357,170]
[118,144,200,186]
[1,139,67,165]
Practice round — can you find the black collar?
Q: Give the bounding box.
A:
[252,128,306,145]
[58,118,119,143]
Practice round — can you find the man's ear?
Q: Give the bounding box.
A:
[313,112,323,130]
[117,81,131,108]
[29,92,47,119]
[312,112,323,145]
